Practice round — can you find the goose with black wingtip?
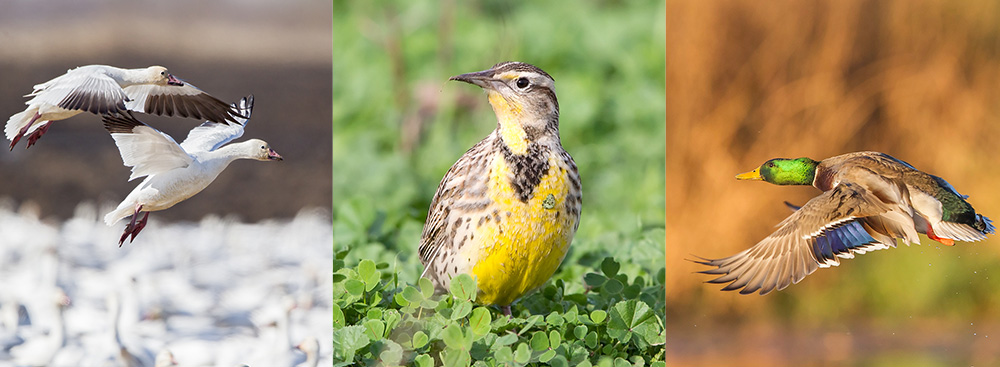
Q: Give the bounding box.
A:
[6,65,244,150]
[103,95,282,246]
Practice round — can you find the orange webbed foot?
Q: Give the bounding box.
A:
[926,225,956,246]
[936,238,955,246]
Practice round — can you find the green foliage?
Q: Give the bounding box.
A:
[333,259,665,365]
[332,0,666,365]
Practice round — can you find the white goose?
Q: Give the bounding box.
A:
[293,337,320,367]
[103,95,282,245]
[9,289,70,367]
[108,292,155,367]
[5,65,243,150]
[153,350,178,367]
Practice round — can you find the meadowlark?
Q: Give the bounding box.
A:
[418,61,582,315]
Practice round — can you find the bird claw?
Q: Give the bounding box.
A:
[119,206,148,247]
[118,229,131,247]
[24,122,51,149]
[10,113,42,150]
[8,136,21,151]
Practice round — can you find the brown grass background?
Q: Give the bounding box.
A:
[666,0,1000,364]
[0,0,331,223]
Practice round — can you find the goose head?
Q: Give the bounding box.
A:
[147,66,184,86]
[245,139,283,161]
[154,349,178,367]
[54,289,71,309]
[294,336,319,354]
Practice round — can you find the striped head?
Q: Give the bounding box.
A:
[450,62,560,154]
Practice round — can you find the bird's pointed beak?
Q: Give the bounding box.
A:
[450,69,496,89]
[166,73,184,86]
[267,148,283,161]
[735,167,764,181]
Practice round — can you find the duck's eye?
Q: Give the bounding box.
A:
[767,162,775,168]
[261,145,266,149]
[515,77,529,89]
[160,71,166,76]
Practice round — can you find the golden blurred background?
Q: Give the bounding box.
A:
[666,0,1000,365]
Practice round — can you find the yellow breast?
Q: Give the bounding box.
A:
[467,150,578,306]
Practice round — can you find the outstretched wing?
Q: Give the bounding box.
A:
[123,79,243,124]
[696,182,920,295]
[29,69,130,115]
[178,95,252,153]
[103,114,193,181]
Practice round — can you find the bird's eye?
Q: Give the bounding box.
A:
[767,162,775,168]
[515,77,529,89]
[160,71,166,76]
[261,145,266,149]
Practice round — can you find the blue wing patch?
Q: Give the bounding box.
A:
[812,220,877,263]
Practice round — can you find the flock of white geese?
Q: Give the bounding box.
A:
[2,66,329,366]
[0,202,331,366]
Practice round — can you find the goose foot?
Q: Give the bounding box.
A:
[119,205,148,247]
[24,122,52,149]
[9,113,41,150]
[131,212,149,242]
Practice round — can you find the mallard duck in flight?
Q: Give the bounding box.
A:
[697,151,994,295]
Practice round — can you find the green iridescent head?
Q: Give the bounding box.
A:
[736,157,819,185]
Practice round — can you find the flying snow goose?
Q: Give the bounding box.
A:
[5,65,243,150]
[102,95,282,246]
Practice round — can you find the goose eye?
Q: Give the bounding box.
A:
[261,145,266,149]
[160,71,166,76]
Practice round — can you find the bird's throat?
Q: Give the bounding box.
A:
[488,90,529,155]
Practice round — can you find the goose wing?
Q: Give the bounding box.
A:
[123,78,242,124]
[103,114,193,181]
[29,67,130,115]
[178,95,252,153]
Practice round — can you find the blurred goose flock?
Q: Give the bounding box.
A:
[0,200,331,366]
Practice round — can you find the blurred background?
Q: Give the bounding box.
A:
[666,0,1000,365]
[0,0,332,365]
[332,0,666,330]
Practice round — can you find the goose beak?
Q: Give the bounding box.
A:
[735,167,763,181]
[267,148,283,161]
[166,73,184,86]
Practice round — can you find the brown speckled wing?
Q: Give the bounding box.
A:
[418,136,495,290]
[696,182,917,295]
